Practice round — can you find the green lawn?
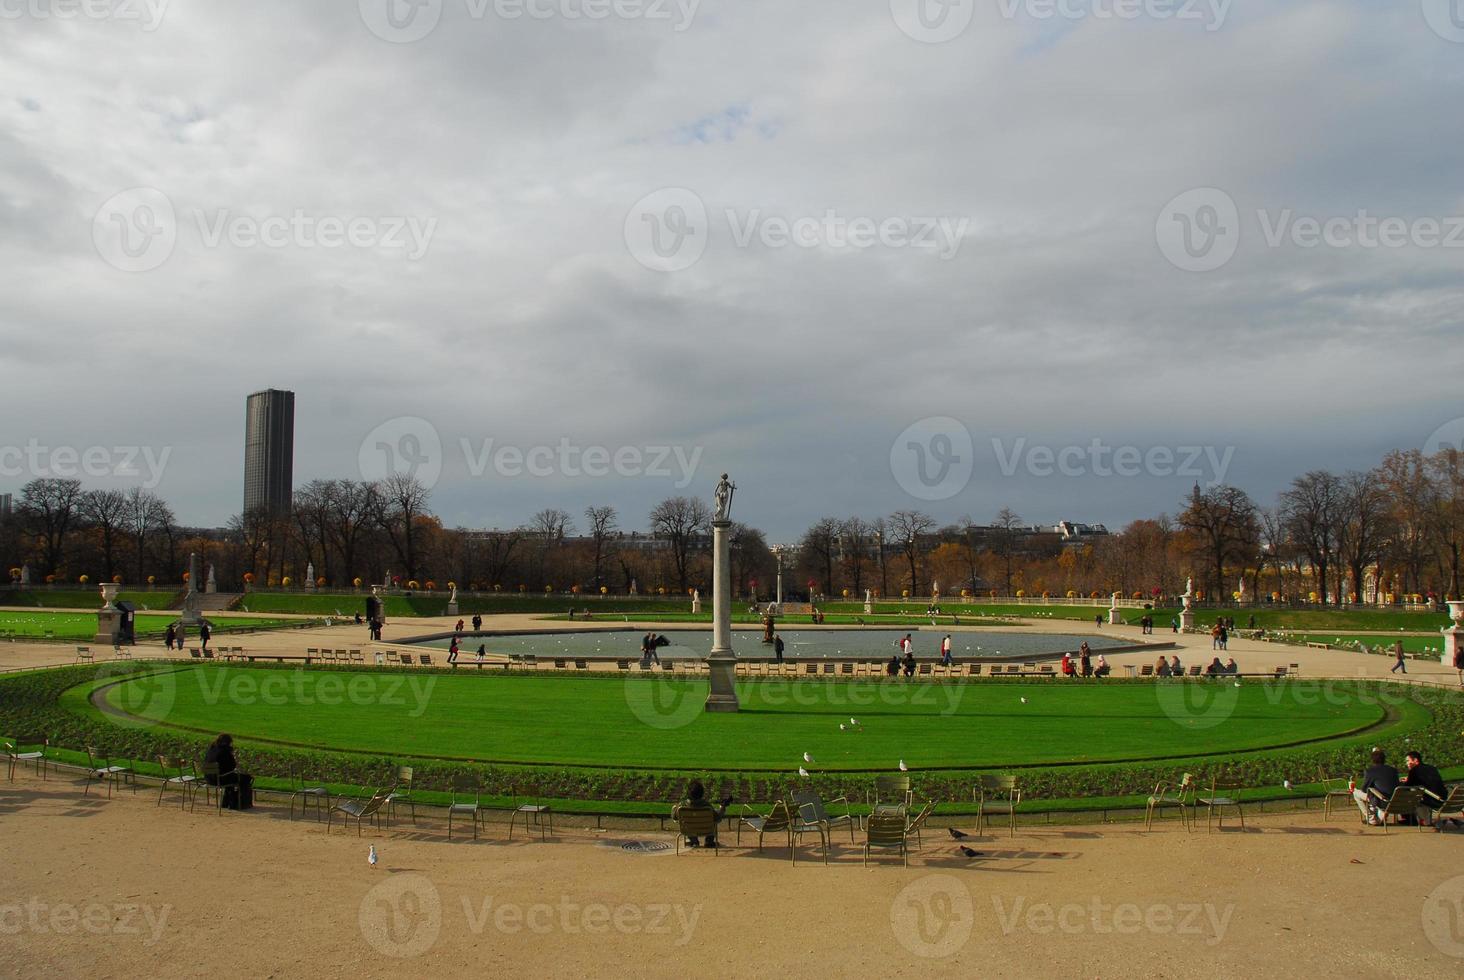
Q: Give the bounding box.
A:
[0,610,304,641]
[824,602,1454,633]
[1,589,180,610]
[1281,633,1450,655]
[99,666,1394,772]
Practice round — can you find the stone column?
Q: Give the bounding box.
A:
[705,519,740,712]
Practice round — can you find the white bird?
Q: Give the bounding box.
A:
[368,845,378,868]
[803,752,814,764]
[798,766,810,778]
[898,760,908,772]
[1020,697,1028,704]
[1233,681,1242,688]
[850,718,859,727]
[839,724,846,731]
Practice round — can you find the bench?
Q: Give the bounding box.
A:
[75,646,93,663]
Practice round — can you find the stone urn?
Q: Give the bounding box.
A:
[99,582,120,609]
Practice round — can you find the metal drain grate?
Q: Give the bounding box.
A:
[618,840,672,853]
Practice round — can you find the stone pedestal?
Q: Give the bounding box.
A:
[94,583,122,645]
[705,519,740,713]
[1178,594,1195,631]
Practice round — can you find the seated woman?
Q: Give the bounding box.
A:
[1093,654,1110,677]
[1224,657,1238,674]
[1060,652,1074,677]
[679,780,732,848]
[886,654,901,677]
[1205,657,1224,676]
[203,733,254,811]
[1156,657,1172,677]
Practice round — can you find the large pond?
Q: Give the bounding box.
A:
[418,628,1129,662]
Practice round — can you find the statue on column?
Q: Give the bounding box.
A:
[714,473,735,522]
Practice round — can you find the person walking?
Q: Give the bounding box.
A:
[471,614,482,632]
[448,635,460,666]
[774,633,785,663]
[1079,641,1092,678]
[1094,614,1103,629]
[1453,642,1464,686]
[940,634,953,666]
[164,623,176,652]
[199,620,211,654]
[1392,640,1408,674]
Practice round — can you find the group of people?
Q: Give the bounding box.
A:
[1354,748,1457,829]
[162,621,209,652]
[1060,643,1111,678]
[641,632,671,664]
[1210,622,1230,650]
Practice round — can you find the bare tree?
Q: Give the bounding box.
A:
[1337,470,1393,604]
[583,505,618,590]
[122,488,171,584]
[988,507,1023,596]
[648,496,709,593]
[1280,472,1343,605]
[799,518,840,598]
[1427,448,1464,600]
[1180,484,1259,600]
[886,510,936,595]
[1377,449,1435,596]
[18,478,84,575]
[840,517,872,597]
[80,489,128,580]
[375,473,432,580]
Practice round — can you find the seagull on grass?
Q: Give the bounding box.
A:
[798,766,810,778]
[804,752,815,764]
[898,760,908,772]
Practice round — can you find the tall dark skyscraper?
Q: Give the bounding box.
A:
[243,389,295,514]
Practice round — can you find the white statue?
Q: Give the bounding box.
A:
[306,562,316,590]
[713,473,735,522]
[1185,576,1193,596]
[449,583,458,603]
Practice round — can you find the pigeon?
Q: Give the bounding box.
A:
[798,766,810,778]
[804,752,815,764]
[898,760,909,772]
[948,827,969,840]
[959,846,983,858]
[368,845,378,868]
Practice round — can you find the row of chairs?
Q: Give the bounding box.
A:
[185,647,247,660]
[75,645,132,662]
[1137,663,1300,678]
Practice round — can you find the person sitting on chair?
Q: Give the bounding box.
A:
[680,780,732,848]
[203,733,254,811]
[1403,750,1449,827]
[902,651,916,677]
[1354,748,1399,826]
[886,654,900,677]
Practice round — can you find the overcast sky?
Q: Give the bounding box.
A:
[3,1,1462,540]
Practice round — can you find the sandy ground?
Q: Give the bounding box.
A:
[3,612,1463,976]
[2,766,1463,978]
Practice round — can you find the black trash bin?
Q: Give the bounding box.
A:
[114,601,137,644]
